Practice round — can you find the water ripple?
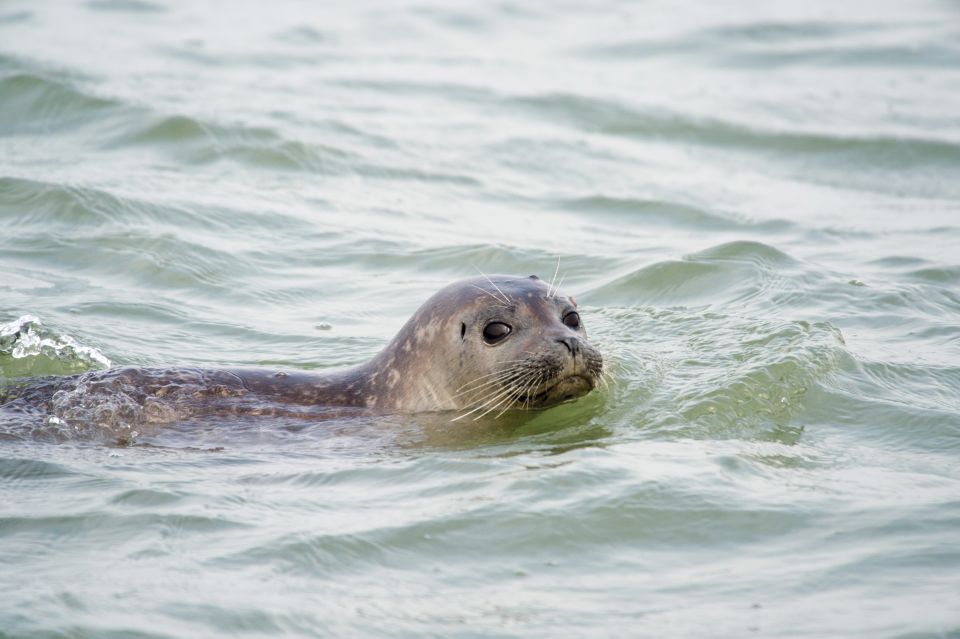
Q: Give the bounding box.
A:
[516,92,960,167]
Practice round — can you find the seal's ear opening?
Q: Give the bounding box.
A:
[460,322,467,340]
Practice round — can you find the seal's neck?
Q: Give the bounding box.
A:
[356,347,457,412]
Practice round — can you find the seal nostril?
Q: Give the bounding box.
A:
[556,336,578,355]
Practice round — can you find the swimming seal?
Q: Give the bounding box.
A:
[1,275,603,428]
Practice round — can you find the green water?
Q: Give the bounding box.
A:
[2,0,960,636]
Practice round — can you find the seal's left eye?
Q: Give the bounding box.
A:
[482,322,512,344]
[563,312,580,329]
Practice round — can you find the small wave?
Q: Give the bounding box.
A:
[717,44,960,70]
[109,114,356,173]
[86,0,165,13]
[0,177,318,294]
[857,360,960,416]
[0,10,32,24]
[579,20,960,69]
[0,64,121,135]
[559,195,792,231]
[587,306,846,441]
[0,511,245,536]
[272,25,332,45]
[905,266,960,285]
[686,240,798,267]
[582,241,802,308]
[514,92,960,168]
[0,175,311,236]
[0,457,76,480]
[580,20,883,59]
[0,315,110,379]
[108,488,185,507]
[0,55,358,175]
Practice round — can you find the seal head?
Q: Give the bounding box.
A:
[363,274,604,416]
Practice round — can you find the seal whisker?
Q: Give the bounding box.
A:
[454,369,528,411]
[453,362,529,394]
[473,384,521,420]
[469,284,510,308]
[549,273,567,299]
[523,372,544,410]
[473,267,511,305]
[454,371,524,400]
[468,369,529,407]
[496,371,538,418]
[518,374,535,411]
[455,367,518,390]
[452,382,520,422]
[530,372,546,408]
[547,256,560,298]
[454,359,529,383]
[481,374,531,420]
[600,366,613,391]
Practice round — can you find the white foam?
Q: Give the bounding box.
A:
[0,315,112,369]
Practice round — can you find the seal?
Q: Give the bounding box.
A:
[1,275,603,429]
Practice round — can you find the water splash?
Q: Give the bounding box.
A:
[0,314,111,379]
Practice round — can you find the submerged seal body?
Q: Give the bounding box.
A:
[2,275,603,427]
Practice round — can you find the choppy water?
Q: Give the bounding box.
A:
[2,0,960,636]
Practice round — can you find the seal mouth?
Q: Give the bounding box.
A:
[515,374,593,409]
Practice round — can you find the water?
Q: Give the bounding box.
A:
[2,0,959,636]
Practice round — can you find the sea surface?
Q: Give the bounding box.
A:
[2,0,959,636]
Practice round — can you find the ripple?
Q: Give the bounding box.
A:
[0,177,320,294]
[1,55,360,176]
[905,266,960,285]
[0,10,32,24]
[0,457,77,480]
[516,92,960,168]
[559,196,793,231]
[0,176,312,236]
[0,512,247,537]
[109,114,356,173]
[272,25,332,45]
[582,20,960,69]
[87,0,165,13]
[211,527,402,576]
[687,240,798,267]
[584,305,846,441]
[0,70,120,135]
[108,488,185,507]
[861,360,960,415]
[582,241,803,308]
[722,44,960,69]
[579,20,884,58]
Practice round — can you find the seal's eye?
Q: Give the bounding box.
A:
[482,322,512,344]
[563,312,581,329]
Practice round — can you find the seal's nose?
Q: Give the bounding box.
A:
[555,336,580,356]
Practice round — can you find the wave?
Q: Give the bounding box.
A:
[581,240,801,308]
[0,66,122,136]
[0,315,110,380]
[0,55,362,175]
[514,92,960,168]
[558,196,793,231]
[581,20,960,69]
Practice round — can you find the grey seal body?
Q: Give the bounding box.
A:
[2,275,603,426]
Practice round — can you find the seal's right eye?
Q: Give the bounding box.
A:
[562,311,581,329]
[482,322,512,344]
